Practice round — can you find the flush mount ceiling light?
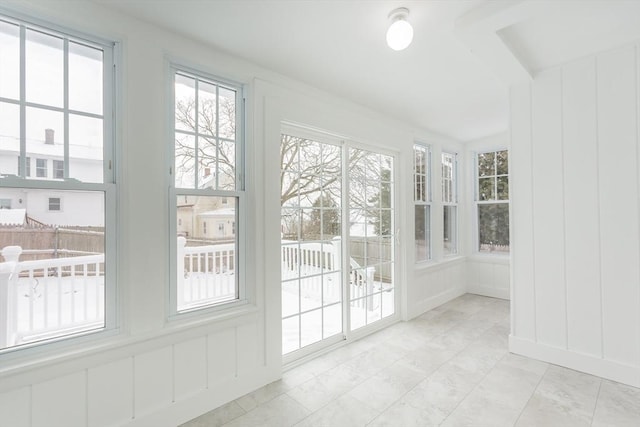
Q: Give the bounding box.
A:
[386,7,413,51]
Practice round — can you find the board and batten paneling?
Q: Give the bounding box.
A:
[597,46,640,365]
[510,84,536,341]
[531,68,567,349]
[510,44,640,387]
[562,57,603,358]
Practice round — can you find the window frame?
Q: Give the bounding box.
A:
[167,61,247,318]
[413,143,431,262]
[441,151,458,256]
[475,149,510,255]
[0,9,118,355]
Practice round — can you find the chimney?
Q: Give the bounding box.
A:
[204,167,211,177]
[45,128,54,145]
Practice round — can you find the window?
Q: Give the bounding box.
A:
[442,152,458,255]
[48,197,61,211]
[0,199,11,209]
[36,158,47,178]
[414,144,431,261]
[170,65,244,313]
[53,159,64,179]
[476,150,509,253]
[0,13,116,352]
[16,157,30,177]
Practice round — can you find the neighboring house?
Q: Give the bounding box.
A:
[0,130,103,227]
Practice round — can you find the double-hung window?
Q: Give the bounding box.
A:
[413,143,431,261]
[441,152,458,255]
[0,13,116,352]
[476,150,509,253]
[170,64,245,313]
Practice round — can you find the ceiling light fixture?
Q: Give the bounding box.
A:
[386,7,413,51]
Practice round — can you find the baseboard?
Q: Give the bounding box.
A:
[509,335,640,388]
[408,287,466,320]
[467,285,510,300]
[124,366,279,427]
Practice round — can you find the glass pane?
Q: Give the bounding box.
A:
[69,42,103,115]
[26,29,63,107]
[323,303,342,339]
[282,279,299,317]
[197,80,217,136]
[478,152,495,177]
[478,203,510,253]
[0,21,20,100]
[443,205,457,256]
[366,293,382,325]
[322,178,341,208]
[0,102,20,177]
[176,195,238,312]
[321,208,341,240]
[282,316,299,354]
[0,188,106,351]
[281,241,301,279]
[381,155,393,182]
[175,133,196,188]
[496,150,509,175]
[69,114,103,183]
[321,143,341,176]
[478,177,495,201]
[415,205,429,262]
[300,309,322,348]
[350,298,366,331]
[382,289,395,319]
[281,172,300,207]
[323,272,341,305]
[497,176,509,200]
[280,134,300,172]
[300,275,322,311]
[26,108,64,174]
[198,136,217,189]
[218,87,236,140]
[175,74,195,132]
[218,140,236,190]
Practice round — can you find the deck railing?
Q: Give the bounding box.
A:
[0,246,104,349]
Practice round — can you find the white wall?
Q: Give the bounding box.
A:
[510,44,640,388]
[0,1,469,426]
[464,132,511,300]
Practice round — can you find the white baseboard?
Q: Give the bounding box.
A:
[467,285,510,300]
[408,287,466,320]
[509,335,640,388]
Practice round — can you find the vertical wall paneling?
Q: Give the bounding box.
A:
[510,84,536,341]
[531,69,567,348]
[134,347,173,417]
[88,358,134,427]
[0,387,30,427]
[174,337,207,402]
[208,327,238,386]
[562,57,603,357]
[32,372,87,427]
[597,46,640,365]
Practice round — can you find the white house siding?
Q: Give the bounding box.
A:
[510,44,640,388]
[0,1,468,426]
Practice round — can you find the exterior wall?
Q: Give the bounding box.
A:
[510,44,640,388]
[0,1,469,427]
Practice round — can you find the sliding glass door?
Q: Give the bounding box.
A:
[280,131,396,358]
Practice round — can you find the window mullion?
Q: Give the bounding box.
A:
[194,79,200,189]
[63,37,69,179]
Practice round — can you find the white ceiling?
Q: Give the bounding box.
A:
[93,0,640,142]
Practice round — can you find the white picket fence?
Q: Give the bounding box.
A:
[0,246,104,349]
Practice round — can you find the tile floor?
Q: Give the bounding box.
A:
[181,294,640,426]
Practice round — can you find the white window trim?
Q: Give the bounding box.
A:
[167,60,248,320]
[0,9,118,357]
[413,142,432,263]
[442,151,458,256]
